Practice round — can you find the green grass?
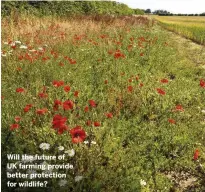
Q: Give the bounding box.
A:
[1,15,205,192]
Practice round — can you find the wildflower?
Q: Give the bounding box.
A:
[52,114,68,134]
[64,85,71,92]
[127,86,133,92]
[160,78,169,83]
[75,176,83,182]
[174,105,184,112]
[84,140,89,144]
[91,141,96,145]
[94,121,101,127]
[139,83,144,87]
[39,143,50,150]
[193,149,199,160]
[104,80,108,84]
[105,113,113,118]
[20,45,28,49]
[10,124,19,130]
[156,88,166,95]
[63,100,74,110]
[140,179,146,186]
[58,146,64,151]
[38,92,48,98]
[70,126,86,143]
[53,100,62,111]
[14,41,21,44]
[36,108,48,115]
[65,149,75,157]
[58,179,67,187]
[15,116,21,122]
[74,91,79,97]
[114,50,125,59]
[89,100,97,107]
[16,88,25,93]
[86,120,92,126]
[140,52,144,57]
[200,79,205,88]
[168,119,176,124]
[24,104,33,112]
[52,80,64,87]
[84,106,89,112]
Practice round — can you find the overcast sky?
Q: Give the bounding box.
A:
[117,0,205,14]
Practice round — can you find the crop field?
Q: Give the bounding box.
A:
[1,14,205,192]
[154,16,205,45]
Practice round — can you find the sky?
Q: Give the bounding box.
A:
[117,0,205,14]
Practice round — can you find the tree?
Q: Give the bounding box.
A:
[145,9,151,14]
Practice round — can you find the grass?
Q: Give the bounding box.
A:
[1,15,205,192]
[154,16,205,45]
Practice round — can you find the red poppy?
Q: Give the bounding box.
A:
[89,100,97,107]
[70,126,86,143]
[15,116,21,122]
[53,100,62,111]
[64,85,71,92]
[174,105,184,112]
[84,106,89,112]
[52,114,68,134]
[36,108,48,115]
[114,50,125,59]
[128,78,133,83]
[16,88,25,93]
[160,79,169,83]
[104,80,108,84]
[156,88,166,95]
[38,92,48,98]
[139,83,144,87]
[193,149,199,160]
[52,80,64,87]
[10,124,19,130]
[136,76,139,81]
[105,113,113,118]
[200,79,205,88]
[63,100,74,110]
[74,91,79,97]
[168,119,176,124]
[69,59,76,64]
[127,86,133,92]
[86,120,92,126]
[94,121,101,127]
[24,104,33,112]
[140,52,144,57]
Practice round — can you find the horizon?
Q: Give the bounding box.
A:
[116,0,205,14]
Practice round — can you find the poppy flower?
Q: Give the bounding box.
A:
[105,113,113,118]
[140,52,144,57]
[168,119,176,124]
[38,92,48,98]
[200,79,205,88]
[114,50,125,59]
[193,149,199,160]
[24,104,33,112]
[16,88,25,93]
[36,108,48,115]
[160,79,169,83]
[52,80,64,87]
[174,105,184,112]
[15,116,21,122]
[127,86,133,92]
[74,91,79,97]
[104,80,108,84]
[86,120,92,126]
[156,88,166,95]
[10,124,19,130]
[63,100,74,110]
[53,100,62,111]
[52,114,68,134]
[94,121,101,127]
[84,106,89,112]
[89,100,97,107]
[70,126,86,143]
[139,83,144,87]
[64,85,71,92]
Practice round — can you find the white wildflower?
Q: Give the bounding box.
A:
[38,47,43,51]
[84,140,89,144]
[58,179,67,187]
[39,143,50,150]
[91,141,96,145]
[29,49,36,52]
[201,110,205,113]
[3,42,8,45]
[75,176,83,182]
[140,179,146,186]
[15,41,21,44]
[58,146,64,151]
[65,149,75,157]
[20,45,28,49]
